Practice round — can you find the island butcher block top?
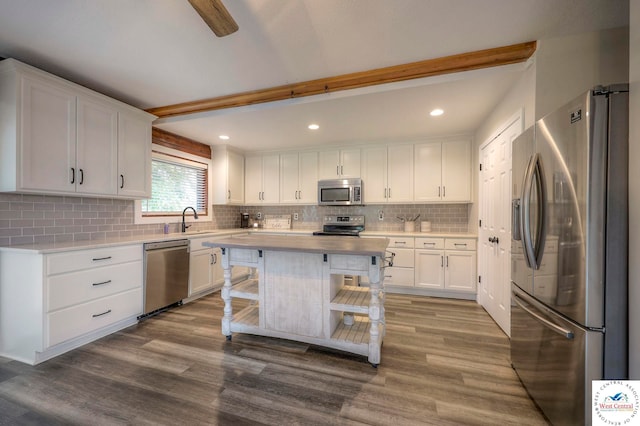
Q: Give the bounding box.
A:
[203,234,390,257]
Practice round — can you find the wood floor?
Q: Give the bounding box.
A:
[0,293,548,425]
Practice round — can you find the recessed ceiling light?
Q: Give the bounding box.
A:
[308,124,320,130]
[219,135,230,140]
[430,108,444,117]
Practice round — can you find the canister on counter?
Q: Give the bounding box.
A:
[421,221,432,232]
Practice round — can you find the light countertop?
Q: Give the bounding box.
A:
[0,228,476,254]
[204,234,390,257]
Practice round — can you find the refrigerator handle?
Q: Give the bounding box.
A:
[513,292,574,340]
[521,154,537,268]
[511,198,521,241]
[532,155,548,268]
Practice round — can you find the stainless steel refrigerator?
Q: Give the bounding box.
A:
[510,84,628,426]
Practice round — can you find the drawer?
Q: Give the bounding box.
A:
[47,245,142,275]
[387,237,415,248]
[445,238,476,251]
[386,248,414,268]
[329,254,369,272]
[46,287,143,348]
[47,261,143,311]
[415,237,444,250]
[229,248,260,265]
[383,266,414,287]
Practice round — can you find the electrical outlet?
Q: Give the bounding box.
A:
[378,210,384,221]
[294,212,299,220]
[257,212,262,220]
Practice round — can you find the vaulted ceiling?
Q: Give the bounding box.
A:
[0,0,629,151]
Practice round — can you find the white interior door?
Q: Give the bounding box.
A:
[478,113,522,336]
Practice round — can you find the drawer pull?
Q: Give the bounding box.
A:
[423,242,436,246]
[454,243,468,247]
[92,256,112,261]
[92,309,112,318]
[92,280,112,286]
[394,241,406,244]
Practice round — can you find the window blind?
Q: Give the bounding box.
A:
[141,153,208,216]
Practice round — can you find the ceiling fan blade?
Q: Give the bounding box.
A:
[188,0,238,37]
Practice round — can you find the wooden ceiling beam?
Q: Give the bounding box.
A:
[147,41,536,119]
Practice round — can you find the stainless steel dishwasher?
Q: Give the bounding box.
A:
[142,239,190,316]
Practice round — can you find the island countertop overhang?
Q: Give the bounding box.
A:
[203,234,389,257]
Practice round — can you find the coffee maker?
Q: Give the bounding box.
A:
[240,213,250,228]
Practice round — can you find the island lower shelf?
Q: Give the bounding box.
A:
[208,235,388,366]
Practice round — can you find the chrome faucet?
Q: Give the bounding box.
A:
[181,206,199,232]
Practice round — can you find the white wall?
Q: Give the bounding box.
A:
[535,26,630,120]
[628,0,640,379]
[470,60,536,231]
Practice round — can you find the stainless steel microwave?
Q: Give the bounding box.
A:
[317,178,363,206]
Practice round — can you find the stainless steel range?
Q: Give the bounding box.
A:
[312,215,365,236]
[313,215,365,286]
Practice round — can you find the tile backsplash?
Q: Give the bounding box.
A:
[242,204,470,233]
[0,192,470,246]
[0,193,240,246]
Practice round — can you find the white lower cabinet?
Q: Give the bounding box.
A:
[0,243,143,365]
[189,236,249,297]
[415,237,477,293]
[383,237,415,287]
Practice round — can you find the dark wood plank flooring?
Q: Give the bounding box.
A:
[0,293,548,425]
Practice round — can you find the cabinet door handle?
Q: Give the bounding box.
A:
[92,279,112,286]
[79,169,84,185]
[388,187,391,198]
[120,174,125,189]
[441,255,444,267]
[210,253,215,265]
[446,255,449,267]
[341,165,344,175]
[337,165,339,176]
[438,186,441,197]
[443,186,446,197]
[228,190,231,200]
[70,167,75,184]
[384,188,387,198]
[92,309,112,318]
[214,253,217,263]
[92,256,112,262]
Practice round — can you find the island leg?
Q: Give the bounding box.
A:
[220,248,233,340]
[368,275,383,367]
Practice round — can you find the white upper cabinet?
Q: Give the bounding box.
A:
[362,144,414,203]
[117,112,152,198]
[0,59,155,199]
[318,148,361,180]
[414,140,471,202]
[441,140,471,202]
[280,151,318,204]
[11,73,78,193]
[77,95,118,196]
[245,154,280,204]
[212,146,244,205]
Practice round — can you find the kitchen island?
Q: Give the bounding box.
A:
[203,234,390,366]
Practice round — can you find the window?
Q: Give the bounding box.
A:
[134,144,212,224]
[141,152,208,216]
